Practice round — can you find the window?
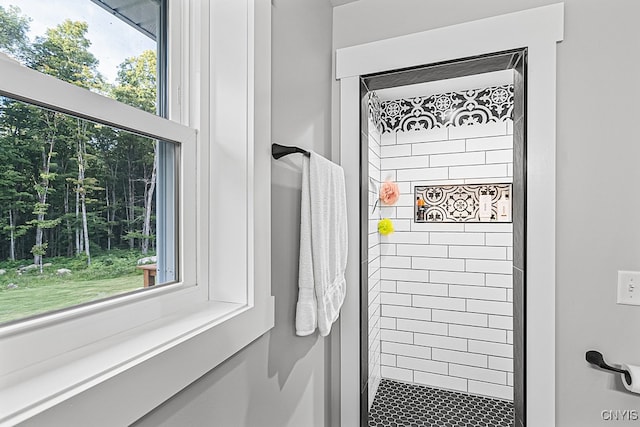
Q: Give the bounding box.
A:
[0,1,273,425]
[0,1,180,324]
[0,0,198,418]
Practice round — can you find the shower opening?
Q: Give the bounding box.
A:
[359,50,527,427]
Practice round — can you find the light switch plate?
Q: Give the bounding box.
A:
[617,271,640,306]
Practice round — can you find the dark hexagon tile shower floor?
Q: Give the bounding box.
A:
[368,379,514,427]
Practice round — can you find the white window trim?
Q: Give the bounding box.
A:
[0,1,274,425]
[336,4,563,427]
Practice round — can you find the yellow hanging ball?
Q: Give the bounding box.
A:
[378,218,394,236]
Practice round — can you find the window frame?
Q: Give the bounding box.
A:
[0,4,200,333]
[0,1,274,424]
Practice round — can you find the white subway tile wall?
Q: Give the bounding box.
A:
[367,111,382,409]
[377,120,514,401]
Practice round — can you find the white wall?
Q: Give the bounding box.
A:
[378,115,514,400]
[334,1,640,425]
[86,2,640,426]
[133,1,334,426]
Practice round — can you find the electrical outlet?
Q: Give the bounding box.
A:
[617,271,640,306]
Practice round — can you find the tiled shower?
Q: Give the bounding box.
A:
[366,72,516,425]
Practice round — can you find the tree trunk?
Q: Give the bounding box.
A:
[123,180,131,248]
[128,158,135,250]
[111,178,117,247]
[34,223,43,272]
[76,120,91,265]
[141,144,157,254]
[64,183,72,256]
[105,184,111,251]
[34,120,56,267]
[9,209,15,261]
[81,191,90,264]
[75,180,81,255]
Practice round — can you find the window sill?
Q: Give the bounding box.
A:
[0,297,275,426]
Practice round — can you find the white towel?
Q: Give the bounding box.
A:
[296,152,348,337]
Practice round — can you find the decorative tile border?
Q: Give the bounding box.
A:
[415,184,512,223]
[368,91,383,133]
[381,85,514,134]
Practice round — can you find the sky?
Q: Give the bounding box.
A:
[0,0,156,83]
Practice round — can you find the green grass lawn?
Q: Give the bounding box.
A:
[0,251,151,324]
[0,275,143,323]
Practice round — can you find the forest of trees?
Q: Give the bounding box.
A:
[0,5,159,269]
